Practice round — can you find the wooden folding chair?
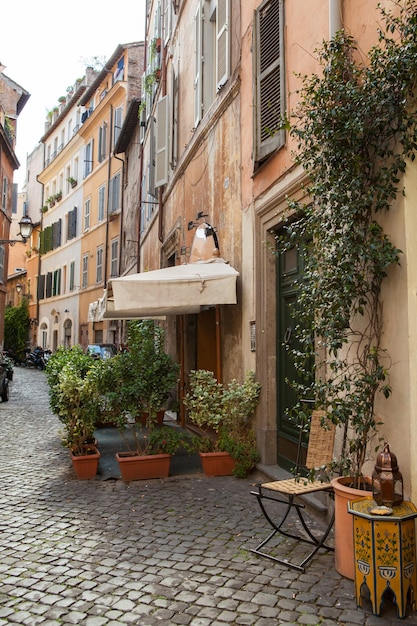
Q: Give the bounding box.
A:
[250,410,335,572]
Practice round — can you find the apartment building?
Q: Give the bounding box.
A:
[0,69,29,347]
[34,43,144,351]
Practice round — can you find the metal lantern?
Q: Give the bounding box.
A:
[372,443,403,507]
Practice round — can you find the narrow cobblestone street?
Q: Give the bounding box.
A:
[1,367,416,625]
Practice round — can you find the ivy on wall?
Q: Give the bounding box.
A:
[279,0,417,482]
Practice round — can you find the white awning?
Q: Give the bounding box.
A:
[103,258,239,319]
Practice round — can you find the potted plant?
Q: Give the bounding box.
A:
[45,346,103,479]
[184,370,261,478]
[46,196,55,208]
[67,177,77,188]
[54,191,62,203]
[99,320,184,480]
[280,5,417,577]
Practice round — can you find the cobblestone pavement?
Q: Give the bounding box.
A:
[1,367,417,625]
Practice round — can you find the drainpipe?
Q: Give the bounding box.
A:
[137,32,149,273]
[329,0,343,38]
[158,42,168,244]
[113,151,125,275]
[104,105,114,289]
[35,170,45,335]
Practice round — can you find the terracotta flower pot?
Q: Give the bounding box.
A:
[331,475,373,579]
[71,446,100,480]
[199,451,235,477]
[116,452,171,481]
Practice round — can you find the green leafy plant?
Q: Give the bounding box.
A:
[4,300,29,364]
[99,320,180,455]
[147,425,198,455]
[185,370,261,477]
[45,346,103,455]
[279,0,417,486]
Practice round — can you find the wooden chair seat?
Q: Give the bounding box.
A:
[250,410,335,572]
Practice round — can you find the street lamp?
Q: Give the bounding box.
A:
[16,282,32,299]
[0,215,34,245]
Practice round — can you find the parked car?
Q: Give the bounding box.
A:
[0,361,9,402]
[86,344,117,360]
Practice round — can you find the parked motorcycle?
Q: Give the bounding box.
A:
[25,347,47,370]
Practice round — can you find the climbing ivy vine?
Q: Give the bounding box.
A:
[280,0,417,483]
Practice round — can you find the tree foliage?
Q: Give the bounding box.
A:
[4,301,29,362]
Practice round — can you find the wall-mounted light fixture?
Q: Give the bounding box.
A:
[16,283,32,300]
[1,215,34,245]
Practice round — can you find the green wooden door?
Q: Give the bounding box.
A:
[276,239,311,471]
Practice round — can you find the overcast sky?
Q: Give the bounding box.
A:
[2,0,146,190]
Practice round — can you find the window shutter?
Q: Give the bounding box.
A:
[114,108,123,145]
[254,0,285,162]
[148,117,156,197]
[53,269,61,296]
[155,95,169,188]
[52,219,61,249]
[216,0,230,92]
[68,207,77,240]
[44,226,53,253]
[39,230,45,255]
[37,274,45,300]
[163,0,172,45]
[194,3,203,127]
[46,272,53,298]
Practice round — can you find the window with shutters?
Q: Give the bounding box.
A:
[253,0,285,164]
[82,254,88,289]
[96,247,103,284]
[46,272,53,298]
[98,122,107,162]
[2,177,8,211]
[37,274,45,300]
[67,206,77,240]
[148,117,156,197]
[155,97,169,188]
[52,219,62,249]
[194,0,230,127]
[84,198,91,232]
[111,238,119,277]
[40,226,53,254]
[84,139,94,177]
[53,269,61,296]
[69,261,75,292]
[98,185,105,221]
[109,172,121,214]
[114,107,123,145]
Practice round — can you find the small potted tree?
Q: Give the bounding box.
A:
[99,320,187,480]
[184,370,261,477]
[45,346,102,479]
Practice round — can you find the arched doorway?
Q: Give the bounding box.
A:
[63,318,72,348]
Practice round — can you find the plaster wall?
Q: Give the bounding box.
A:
[241,0,411,471]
